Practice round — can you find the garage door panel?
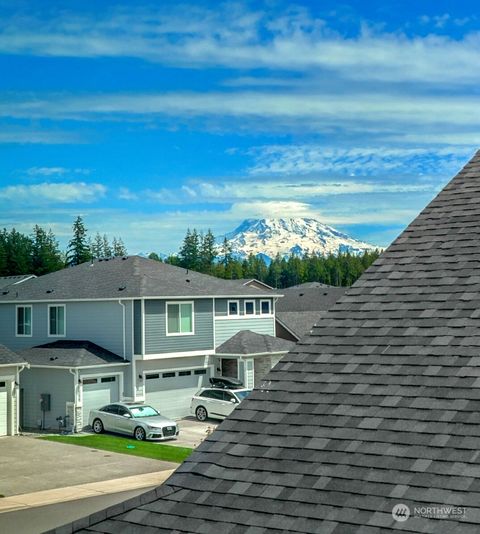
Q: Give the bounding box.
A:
[0,389,7,436]
[145,369,210,420]
[82,377,119,427]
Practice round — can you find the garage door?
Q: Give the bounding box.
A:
[145,368,210,420]
[82,376,119,427]
[0,382,7,436]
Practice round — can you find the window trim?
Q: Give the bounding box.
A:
[47,304,66,337]
[166,300,195,336]
[16,304,33,337]
[244,300,256,316]
[227,300,240,316]
[260,299,272,315]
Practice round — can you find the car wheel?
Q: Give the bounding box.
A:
[134,426,146,441]
[92,419,104,434]
[196,406,208,422]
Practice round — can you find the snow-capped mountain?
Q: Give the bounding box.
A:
[218,218,380,261]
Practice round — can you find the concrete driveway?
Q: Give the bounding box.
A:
[0,435,176,497]
[174,417,218,448]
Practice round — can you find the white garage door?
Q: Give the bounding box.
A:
[0,382,7,436]
[82,376,119,427]
[145,368,210,420]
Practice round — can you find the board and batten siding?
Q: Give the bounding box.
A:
[144,299,214,354]
[214,317,275,347]
[0,301,132,358]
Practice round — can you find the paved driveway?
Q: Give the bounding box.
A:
[174,417,218,448]
[0,436,175,497]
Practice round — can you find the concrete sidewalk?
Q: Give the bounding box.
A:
[0,469,175,514]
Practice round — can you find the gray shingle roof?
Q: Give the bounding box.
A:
[216,330,296,355]
[56,151,480,533]
[276,310,324,340]
[0,343,26,366]
[275,284,346,312]
[0,274,36,290]
[0,257,281,302]
[18,340,128,368]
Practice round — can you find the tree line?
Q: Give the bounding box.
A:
[150,228,382,288]
[0,216,127,277]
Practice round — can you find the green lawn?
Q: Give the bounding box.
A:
[39,434,193,463]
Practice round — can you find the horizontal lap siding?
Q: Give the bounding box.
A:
[214,317,276,347]
[144,299,214,354]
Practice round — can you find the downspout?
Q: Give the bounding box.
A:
[118,300,126,360]
[16,364,28,435]
[69,368,79,432]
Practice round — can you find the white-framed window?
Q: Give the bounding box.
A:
[244,300,255,315]
[16,305,32,337]
[228,300,239,316]
[260,300,271,315]
[48,305,66,337]
[166,301,194,335]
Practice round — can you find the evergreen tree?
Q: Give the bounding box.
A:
[179,228,200,270]
[4,228,33,275]
[67,216,91,266]
[112,237,127,257]
[199,229,216,274]
[148,252,162,262]
[91,232,104,259]
[31,226,64,275]
[102,234,112,258]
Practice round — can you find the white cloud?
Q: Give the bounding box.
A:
[2,5,480,85]
[26,167,91,176]
[0,182,106,204]
[118,187,139,201]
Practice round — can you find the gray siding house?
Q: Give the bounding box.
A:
[0,257,282,429]
[0,344,28,436]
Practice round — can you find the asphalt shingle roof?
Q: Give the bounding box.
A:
[0,257,281,302]
[0,274,35,290]
[55,151,480,533]
[275,284,346,312]
[276,310,324,339]
[18,340,128,368]
[216,330,296,355]
[0,343,26,366]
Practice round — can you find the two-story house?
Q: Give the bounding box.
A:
[0,256,282,431]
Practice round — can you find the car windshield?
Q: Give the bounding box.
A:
[129,405,159,418]
[235,390,252,401]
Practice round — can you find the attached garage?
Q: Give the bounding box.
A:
[145,367,210,420]
[0,344,27,436]
[81,376,119,427]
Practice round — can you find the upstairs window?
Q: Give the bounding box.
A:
[261,300,271,315]
[167,302,194,335]
[49,305,65,336]
[16,305,32,336]
[244,300,255,315]
[228,300,239,316]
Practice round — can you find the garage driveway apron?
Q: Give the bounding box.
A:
[0,436,176,497]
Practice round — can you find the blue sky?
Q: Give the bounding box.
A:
[1,0,479,254]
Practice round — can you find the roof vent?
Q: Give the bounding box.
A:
[46,289,54,294]
[98,258,103,262]
[118,286,126,291]
[299,293,304,297]
[122,257,128,260]
[49,356,58,361]
[186,279,191,283]
[2,290,8,295]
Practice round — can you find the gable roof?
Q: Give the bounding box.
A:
[57,151,480,533]
[0,344,26,366]
[216,330,296,356]
[275,284,346,312]
[0,274,36,290]
[276,310,324,340]
[18,340,128,368]
[0,256,281,302]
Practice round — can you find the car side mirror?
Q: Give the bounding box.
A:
[230,399,236,403]
[123,413,132,418]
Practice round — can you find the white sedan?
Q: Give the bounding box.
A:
[88,402,179,441]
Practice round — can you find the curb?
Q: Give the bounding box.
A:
[0,469,175,514]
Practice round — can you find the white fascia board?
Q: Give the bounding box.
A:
[142,349,215,361]
[215,351,290,357]
[28,362,130,370]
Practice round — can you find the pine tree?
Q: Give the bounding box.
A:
[31,225,64,275]
[199,229,216,274]
[112,237,127,257]
[102,234,112,258]
[91,232,104,259]
[179,228,200,270]
[67,216,91,266]
[148,252,162,262]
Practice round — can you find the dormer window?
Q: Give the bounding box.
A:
[48,305,65,337]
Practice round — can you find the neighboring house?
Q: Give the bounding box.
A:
[275,282,346,341]
[63,152,480,533]
[215,330,295,387]
[0,274,36,290]
[0,343,28,436]
[0,257,282,429]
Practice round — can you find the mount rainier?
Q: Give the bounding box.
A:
[218,218,380,261]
